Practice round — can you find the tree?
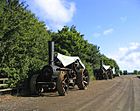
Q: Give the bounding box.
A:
[101,54,119,70]
[123,70,128,75]
[134,70,138,75]
[0,0,51,87]
[52,26,88,57]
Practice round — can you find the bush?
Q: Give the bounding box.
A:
[0,0,50,87]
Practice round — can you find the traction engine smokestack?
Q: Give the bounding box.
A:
[100,60,103,68]
[48,41,54,66]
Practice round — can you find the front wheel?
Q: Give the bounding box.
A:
[103,73,109,80]
[30,74,42,95]
[77,69,90,90]
[57,71,69,96]
[108,73,113,79]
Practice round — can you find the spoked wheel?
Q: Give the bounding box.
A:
[103,73,109,80]
[57,71,69,96]
[30,74,42,95]
[108,73,113,79]
[77,69,90,90]
[83,69,90,87]
[107,70,113,79]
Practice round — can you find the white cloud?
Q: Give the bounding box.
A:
[93,32,101,37]
[103,28,114,35]
[107,42,140,72]
[93,27,114,38]
[27,0,76,30]
[120,16,127,23]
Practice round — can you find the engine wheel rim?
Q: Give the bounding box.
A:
[83,71,89,87]
[62,76,69,94]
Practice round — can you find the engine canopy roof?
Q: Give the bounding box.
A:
[57,53,85,69]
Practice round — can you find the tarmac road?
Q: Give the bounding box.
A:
[0,75,140,111]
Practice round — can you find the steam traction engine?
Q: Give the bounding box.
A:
[94,60,113,80]
[29,41,90,96]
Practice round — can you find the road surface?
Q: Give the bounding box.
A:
[0,75,140,111]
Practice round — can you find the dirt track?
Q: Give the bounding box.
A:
[1,75,140,111]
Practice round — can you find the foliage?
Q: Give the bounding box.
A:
[0,0,50,87]
[123,70,128,75]
[133,70,138,75]
[119,70,123,75]
[101,54,119,70]
[133,70,140,75]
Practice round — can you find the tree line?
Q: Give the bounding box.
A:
[0,0,119,87]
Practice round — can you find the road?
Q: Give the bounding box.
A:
[0,75,140,111]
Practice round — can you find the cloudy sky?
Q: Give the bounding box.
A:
[20,0,140,72]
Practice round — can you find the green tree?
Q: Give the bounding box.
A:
[101,54,119,70]
[134,70,138,75]
[0,0,50,87]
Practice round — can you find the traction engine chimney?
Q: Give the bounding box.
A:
[48,41,54,66]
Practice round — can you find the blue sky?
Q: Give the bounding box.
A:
[20,0,140,72]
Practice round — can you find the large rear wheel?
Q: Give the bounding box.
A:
[57,71,69,96]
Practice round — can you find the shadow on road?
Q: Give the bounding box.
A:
[16,92,60,98]
[137,76,140,79]
[16,87,80,98]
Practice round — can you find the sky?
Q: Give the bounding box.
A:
[20,0,140,72]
